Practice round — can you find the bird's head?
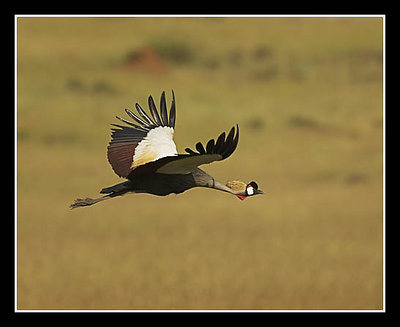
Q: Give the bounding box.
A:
[226,180,264,200]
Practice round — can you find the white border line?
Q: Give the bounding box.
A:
[381,14,386,312]
[15,14,386,18]
[14,14,19,313]
[14,14,386,313]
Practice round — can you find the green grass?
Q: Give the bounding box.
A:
[17,16,383,310]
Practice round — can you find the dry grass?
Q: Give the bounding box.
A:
[17,16,383,310]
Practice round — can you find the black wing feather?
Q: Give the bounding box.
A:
[221,126,235,155]
[114,118,149,132]
[222,125,239,158]
[196,142,206,154]
[185,147,197,155]
[160,91,169,126]
[184,125,239,160]
[206,139,215,153]
[135,103,155,126]
[148,95,162,125]
[214,132,226,153]
[169,90,176,128]
[125,108,151,127]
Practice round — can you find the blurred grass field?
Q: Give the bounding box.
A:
[16,16,383,310]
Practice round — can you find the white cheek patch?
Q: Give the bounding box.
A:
[247,186,254,196]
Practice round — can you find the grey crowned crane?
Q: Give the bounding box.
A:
[70,91,263,208]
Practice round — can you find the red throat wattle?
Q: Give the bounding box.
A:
[236,194,246,200]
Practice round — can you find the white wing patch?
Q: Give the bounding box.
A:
[132,126,178,169]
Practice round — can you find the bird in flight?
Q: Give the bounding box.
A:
[70,91,263,208]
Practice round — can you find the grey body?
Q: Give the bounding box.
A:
[104,168,212,197]
[70,168,235,208]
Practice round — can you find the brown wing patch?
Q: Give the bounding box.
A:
[107,126,146,178]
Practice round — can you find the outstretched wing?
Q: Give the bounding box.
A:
[107,91,177,178]
[127,125,239,178]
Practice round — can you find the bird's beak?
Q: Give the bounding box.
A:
[256,189,264,195]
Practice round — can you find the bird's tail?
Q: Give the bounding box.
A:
[70,181,133,209]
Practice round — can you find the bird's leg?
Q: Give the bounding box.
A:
[70,195,110,209]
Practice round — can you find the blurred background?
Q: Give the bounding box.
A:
[17,16,383,310]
